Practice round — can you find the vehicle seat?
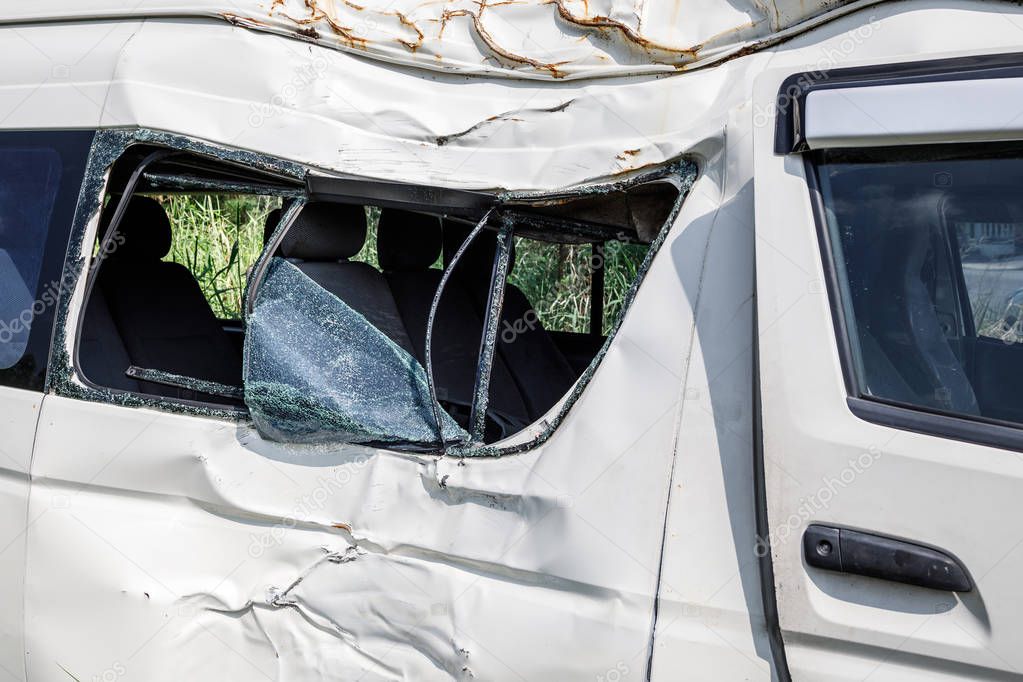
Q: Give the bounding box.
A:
[859,190,979,414]
[443,221,579,421]
[79,284,141,393]
[264,207,282,246]
[91,196,242,397]
[377,208,530,437]
[276,202,416,355]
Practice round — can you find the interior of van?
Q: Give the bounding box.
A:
[77,147,679,445]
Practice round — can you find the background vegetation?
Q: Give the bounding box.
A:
[158,195,647,335]
[159,194,279,319]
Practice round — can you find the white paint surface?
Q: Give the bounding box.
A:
[1,1,1023,679]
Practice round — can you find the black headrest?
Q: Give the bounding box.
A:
[377,208,443,272]
[264,208,282,245]
[442,220,515,286]
[279,203,367,261]
[107,196,172,262]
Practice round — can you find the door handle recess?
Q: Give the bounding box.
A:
[803,525,972,592]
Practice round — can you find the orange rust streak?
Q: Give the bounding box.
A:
[444,4,568,77]
[547,0,699,57]
[222,12,273,27]
[270,0,593,74]
[279,0,426,52]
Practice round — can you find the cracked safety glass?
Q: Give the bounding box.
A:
[244,256,467,445]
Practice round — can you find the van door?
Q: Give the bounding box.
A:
[755,56,1023,680]
[0,131,93,682]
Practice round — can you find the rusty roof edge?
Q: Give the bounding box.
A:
[0,0,898,81]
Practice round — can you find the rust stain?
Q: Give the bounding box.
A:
[610,159,661,176]
[332,522,353,532]
[257,0,713,75]
[221,11,271,28]
[272,0,427,51]
[393,9,426,51]
[547,0,699,59]
[265,0,370,48]
[441,7,568,77]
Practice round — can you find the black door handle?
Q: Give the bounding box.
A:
[803,525,972,592]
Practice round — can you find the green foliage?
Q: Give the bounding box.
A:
[509,239,647,335]
[157,194,280,319]
[353,206,381,269]
[601,241,649,332]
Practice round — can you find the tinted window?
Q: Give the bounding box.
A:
[0,132,93,390]
[817,146,1023,426]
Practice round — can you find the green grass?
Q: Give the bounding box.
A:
[156,194,280,319]
[509,239,647,335]
[159,195,646,335]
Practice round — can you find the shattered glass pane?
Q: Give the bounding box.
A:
[244,257,467,445]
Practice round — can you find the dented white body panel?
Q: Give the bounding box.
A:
[2,1,1023,680]
[9,0,888,80]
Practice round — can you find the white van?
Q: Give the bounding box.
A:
[2,1,1023,680]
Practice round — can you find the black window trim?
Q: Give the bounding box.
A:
[804,149,1023,454]
[775,51,1023,154]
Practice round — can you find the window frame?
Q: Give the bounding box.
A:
[250,170,694,456]
[54,129,696,456]
[72,147,302,413]
[50,130,306,419]
[805,148,1023,453]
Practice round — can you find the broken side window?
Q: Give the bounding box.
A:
[245,255,466,445]
[159,193,281,322]
[502,237,648,376]
[243,171,687,450]
[77,149,299,405]
[78,144,691,451]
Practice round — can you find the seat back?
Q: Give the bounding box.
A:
[378,209,530,435]
[276,202,416,355]
[856,189,979,414]
[89,196,242,398]
[443,222,579,421]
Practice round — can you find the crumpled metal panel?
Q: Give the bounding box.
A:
[27,228,692,675]
[9,0,886,79]
[91,18,764,191]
